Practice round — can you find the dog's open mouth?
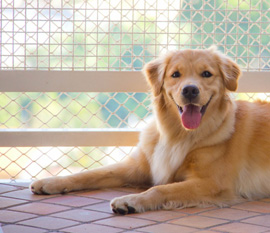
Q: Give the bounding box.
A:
[177,96,213,130]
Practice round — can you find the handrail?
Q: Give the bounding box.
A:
[0,128,140,147]
[0,70,269,92]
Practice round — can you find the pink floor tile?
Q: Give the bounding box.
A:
[132,210,186,221]
[1,224,46,233]
[75,189,130,200]
[0,210,37,223]
[0,196,27,208]
[51,209,112,222]
[8,182,31,188]
[242,215,270,228]
[0,184,18,194]
[2,188,59,201]
[19,216,78,230]
[232,201,270,213]
[94,216,155,230]
[169,215,228,229]
[84,201,113,213]
[138,223,196,233]
[63,223,123,233]
[120,231,146,233]
[211,222,269,233]
[201,207,259,220]
[42,195,103,207]
[9,202,70,215]
[198,231,221,233]
[174,206,216,214]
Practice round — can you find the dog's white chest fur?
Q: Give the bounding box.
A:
[151,137,192,185]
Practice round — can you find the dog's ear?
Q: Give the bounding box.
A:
[143,57,167,96]
[214,50,242,92]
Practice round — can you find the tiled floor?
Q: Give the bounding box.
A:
[1,182,270,233]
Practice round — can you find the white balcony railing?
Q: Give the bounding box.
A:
[0,70,269,148]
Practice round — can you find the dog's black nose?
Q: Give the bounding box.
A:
[182,85,200,100]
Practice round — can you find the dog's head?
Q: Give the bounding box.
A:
[144,47,241,130]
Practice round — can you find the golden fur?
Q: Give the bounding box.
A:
[30,47,270,214]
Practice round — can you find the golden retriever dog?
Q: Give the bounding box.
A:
[30,47,270,215]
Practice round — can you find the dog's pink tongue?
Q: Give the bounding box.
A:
[181,104,202,129]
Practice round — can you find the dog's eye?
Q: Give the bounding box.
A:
[201,71,213,78]
[171,71,181,78]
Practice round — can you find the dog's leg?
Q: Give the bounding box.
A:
[111,179,230,214]
[30,149,151,195]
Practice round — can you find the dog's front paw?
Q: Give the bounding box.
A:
[110,194,146,215]
[30,177,70,195]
